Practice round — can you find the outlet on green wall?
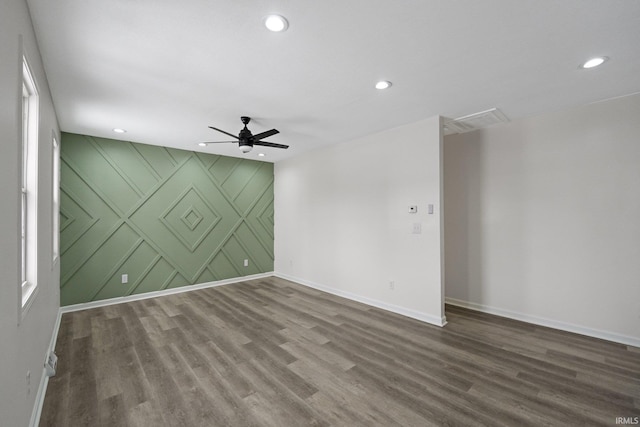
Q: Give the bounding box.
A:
[60,133,274,306]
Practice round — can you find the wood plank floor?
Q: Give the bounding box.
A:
[40,277,640,426]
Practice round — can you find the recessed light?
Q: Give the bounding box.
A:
[198,143,207,147]
[264,15,288,32]
[258,153,265,157]
[113,128,126,133]
[581,56,608,69]
[375,80,392,90]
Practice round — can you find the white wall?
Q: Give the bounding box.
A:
[1,0,61,425]
[444,93,640,346]
[275,116,445,325]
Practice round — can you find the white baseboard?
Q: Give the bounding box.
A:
[275,272,447,327]
[445,297,640,348]
[60,272,274,313]
[31,272,273,426]
[32,270,442,426]
[30,308,62,427]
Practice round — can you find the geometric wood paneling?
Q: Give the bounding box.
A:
[60,133,274,306]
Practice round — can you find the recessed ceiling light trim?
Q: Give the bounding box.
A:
[198,142,207,147]
[264,15,289,32]
[375,80,392,90]
[112,128,126,133]
[258,153,265,157]
[581,56,609,69]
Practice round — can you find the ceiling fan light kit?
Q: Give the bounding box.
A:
[203,116,289,153]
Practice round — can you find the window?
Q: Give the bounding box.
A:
[52,134,60,264]
[21,57,39,311]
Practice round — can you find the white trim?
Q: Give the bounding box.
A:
[445,297,640,348]
[275,272,447,327]
[20,282,39,323]
[29,309,62,427]
[51,132,60,267]
[60,272,274,313]
[20,53,39,319]
[30,273,273,426]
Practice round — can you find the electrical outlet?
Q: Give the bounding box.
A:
[389,280,395,290]
[121,274,128,284]
[243,259,249,267]
[412,223,422,234]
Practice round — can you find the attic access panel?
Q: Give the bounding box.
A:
[443,108,509,135]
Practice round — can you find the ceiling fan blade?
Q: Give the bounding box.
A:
[252,129,279,141]
[208,126,239,139]
[199,141,237,144]
[254,141,289,149]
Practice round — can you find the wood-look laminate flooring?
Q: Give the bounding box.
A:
[40,277,640,426]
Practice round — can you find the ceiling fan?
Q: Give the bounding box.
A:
[202,116,289,153]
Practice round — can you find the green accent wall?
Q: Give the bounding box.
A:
[60,133,274,306]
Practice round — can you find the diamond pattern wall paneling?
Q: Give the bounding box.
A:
[59,133,274,306]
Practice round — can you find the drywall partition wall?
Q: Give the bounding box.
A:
[0,0,61,425]
[275,116,445,325]
[444,93,640,345]
[60,133,274,306]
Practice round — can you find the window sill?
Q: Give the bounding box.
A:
[20,281,39,324]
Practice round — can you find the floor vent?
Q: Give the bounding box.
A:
[443,108,509,135]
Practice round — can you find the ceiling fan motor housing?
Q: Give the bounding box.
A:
[239,127,253,141]
[239,125,254,153]
[206,116,288,152]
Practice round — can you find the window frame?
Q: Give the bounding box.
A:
[52,132,60,266]
[20,55,39,318]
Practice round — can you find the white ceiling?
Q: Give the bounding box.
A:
[27,0,640,163]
